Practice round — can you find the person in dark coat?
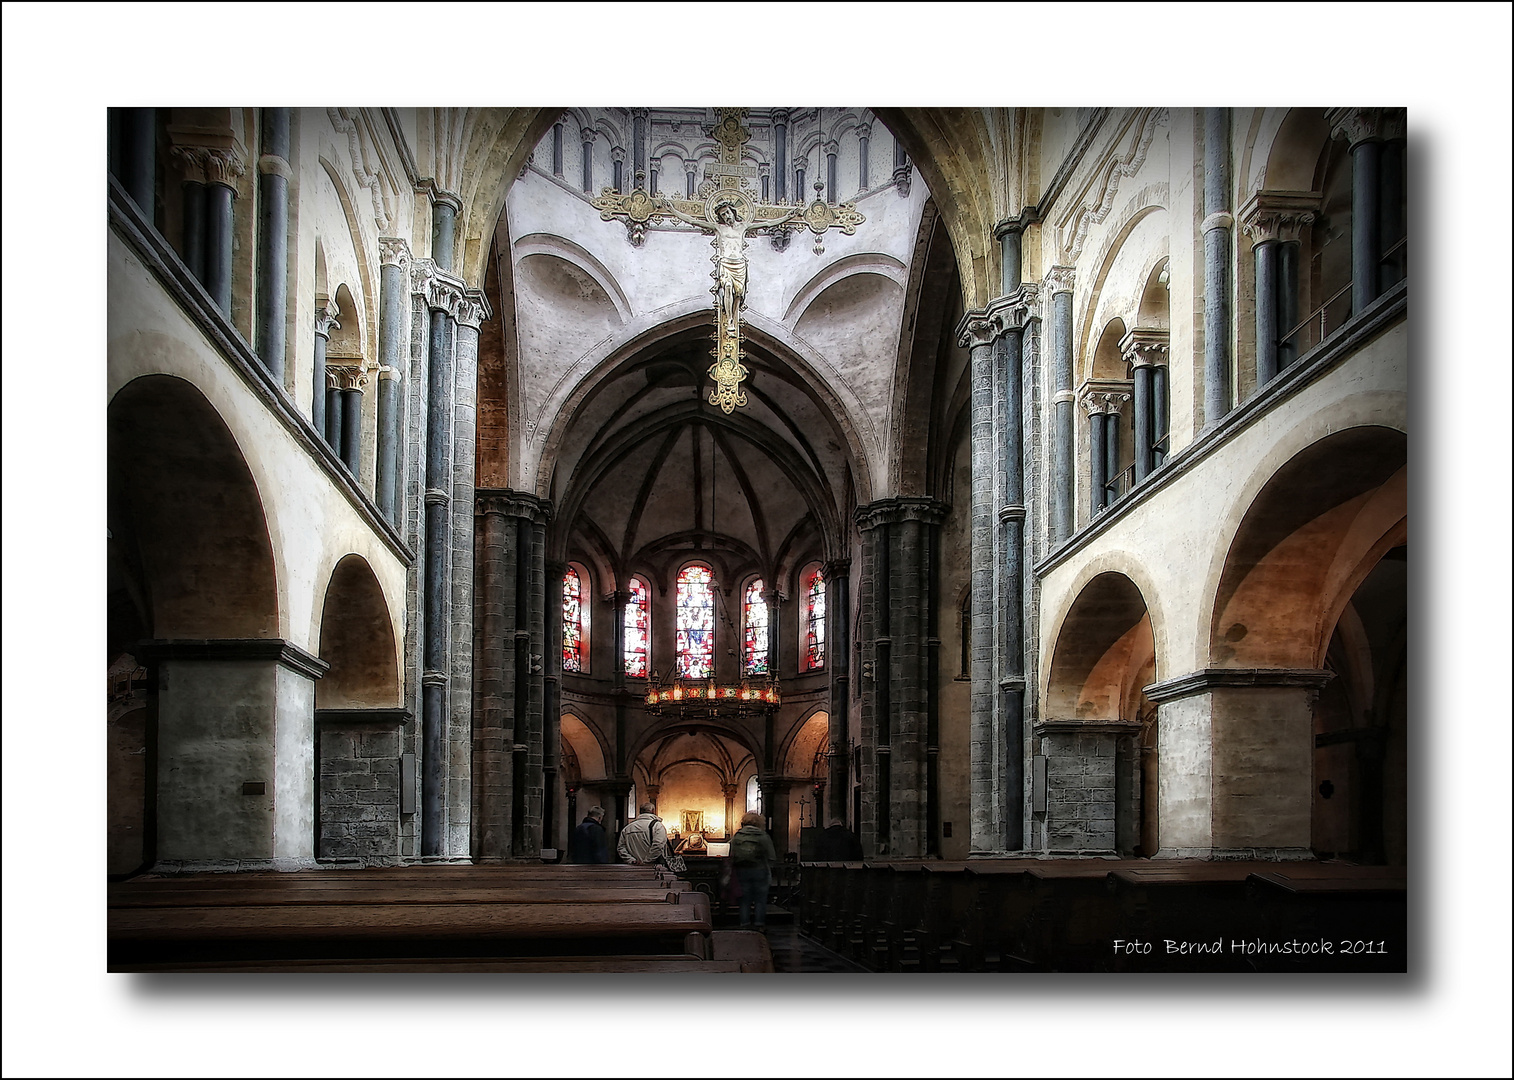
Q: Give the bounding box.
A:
[729,811,779,930]
[816,818,863,861]
[567,805,610,863]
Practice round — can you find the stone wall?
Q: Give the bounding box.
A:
[317,717,404,860]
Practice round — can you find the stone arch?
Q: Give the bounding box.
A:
[315,554,399,708]
[327,282,365,363]
[560,712,608,782]
[1044,572,1156,723]
[783,252,908,324]
[782,709,830,778]
[108,374,279,640]
[1206,425,1407,670]
[513,232,633,322]
[1075,192,1169,373]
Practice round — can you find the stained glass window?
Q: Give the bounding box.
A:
[562,566,585,673]
[743,578,769,675]
[804,565,826,671]
[624,576,650,679]
[676,563,715,680]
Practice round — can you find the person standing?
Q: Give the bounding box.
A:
[617,802,670,866]
[567,805,610,863]
[729,811,778,931]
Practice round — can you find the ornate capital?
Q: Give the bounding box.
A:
[954,310,998,350]
[328,365,368,392]
[412,259,467,315]
[167,123,248,187]
[580,127,596,145]
[610,145,626,162]
[378,236,411,269]
[1118,327,1169,369]
[1326,107,1407,147]
[1079,384,1132,416]
[770,109,791,127]
[994,207,1038,240]
[1043,264,1075,296]
[892,161,911,198]
[476,488,553,524]
[983,283,1040,334]
[455,288,492,330]
[856,123,873,142]
[1239,190,1320,245]
[314,296,341,339]
[854,497,949,531]
[429,187,463,214]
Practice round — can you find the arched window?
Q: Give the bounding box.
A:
[562,565,587,674]
[676,563,715,680]
[624,575,650,678]
[743,578,769,676]
[802,564,826,671]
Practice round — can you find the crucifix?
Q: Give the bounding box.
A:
[591,108,866,413]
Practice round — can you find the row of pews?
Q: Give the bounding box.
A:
[799,859,1407,972]
[109,864,774,973]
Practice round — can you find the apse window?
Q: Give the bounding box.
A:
[675,563,715,680]
[624,575,650,679]
[802,563,826,671]
[743,578,769,675]
[562,565,587,673]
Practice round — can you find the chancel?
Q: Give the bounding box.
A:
[106,105,1408,973]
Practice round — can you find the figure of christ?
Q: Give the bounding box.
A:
[659,197,805,335]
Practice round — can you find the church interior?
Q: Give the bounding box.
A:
[6,8,1512,1066]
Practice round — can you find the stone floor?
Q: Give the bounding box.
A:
[763,925,869,973]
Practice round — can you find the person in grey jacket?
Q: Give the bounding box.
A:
[729,811,779,930]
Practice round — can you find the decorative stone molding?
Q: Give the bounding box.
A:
[428,187,463,214]
[257,153,292,181]
[1118,326,1169,369]
[1143,667,1335,703]
[580,127,596,146]
[377,364,402,383]
[477,488,554,524]
[454,288,492,330]
[1043,264,1075,297]
[993,207,1039,240]
[136,638,329,681]
[411,258,468,315]
[378,236,411,269]
[892,159,911,198]
[314,297,341,340]
[1079,384,1131,416]
[1238,189,1321,246]
[170,144,247,188]
[1326,107,1407,147]
[854,497,949,531]
[610,145,626,162]
[1032,718,1140,736]
[424,488,451,507]
[1053,106,1166,260]
[822,557,852,580]
[1201,210,1234,235]
[955,284,1040,348]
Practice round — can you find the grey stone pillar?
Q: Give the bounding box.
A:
[856,499,948,858]
[337,368,366,475]
[204,179,237,316]
[180,179,206,284]
[1087,407,1108,516]
[960,315,997,852]
[377,238,411,523]
[632,109,647,189]
[449,290,488,855]
[324,372,343,449]
[1121,328,1169,484]
[611,146,625,194]
[857,124,870,191]
[544,560,565,853]
[892,140,911,197]
[1241,192,1319,388]
[116,108,157,218]
[473,491,552,860]
[825,144,838,203]
[1046,267,1076,544]
[551,122,564,177]
[994,213,1030,296]
[254,108,291,382]
[1202,107,1234,425]
[1328,108,1406,315]
[168,126,245,316]
[825,561,851,825]
[431,191,461,274]
[772,110,789,203]
[312,298,338,441]
[581,128,595,193]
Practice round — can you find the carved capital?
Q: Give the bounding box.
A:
[327,365,368,393]
[412,259,467,315]
[167,123,247,187]
[954,310,998,350]
[1239,190,1320,245]
[314,296,341,340]
[1079,383,1132,416]
[476,487,554,524]
[854,497,949,531]
[610,145,626,162]
[892,162,911,198]
[455,288,492,330]
[429,187,463,214]
[378,236,411,268]
[1043,264,1075,296]
[580,127,596,145]
[983,283,1040,335]
[1118,327,1170,369]
[1326,107,1407,147]
[856,123,872,142]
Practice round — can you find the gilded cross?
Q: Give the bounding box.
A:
[591,108,866,413]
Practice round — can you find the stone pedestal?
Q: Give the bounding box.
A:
[316,709,409,860]
[1034,720,1139,853]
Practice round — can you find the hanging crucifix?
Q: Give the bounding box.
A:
[591,108,865,413]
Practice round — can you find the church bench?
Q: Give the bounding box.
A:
[112,956,761,974]
[110,884,699,909]
[710,929,775,972]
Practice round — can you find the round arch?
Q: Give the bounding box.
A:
[315,554,400,708]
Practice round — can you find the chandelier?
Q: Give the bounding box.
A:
[644,680,780,715]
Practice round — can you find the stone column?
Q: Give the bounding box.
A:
[324,370,343,449]
[1328,108,1407,315]
[824,560,851,824]
[113,108,157,218]
[473,491,552,860]
[1045,267,1076,544]
[772,110,789,203]
[1082,391,1131,512]
[611,145,625,194]
[333,366,368,475]
[377,238,411,523]
[959,312,998,853]
[995,220,1022,297]
[170,132,246,317]
[1240,192,1318,386]
[722,783,739,838]
[1202,108,1234,425]
[1144,667,1332,858]
[312,298,339,442]
[179,174,206,285]
[544,560,565,854]
[416,263,466,855]
[551,121,564,178]
[632,109,647,190]
[1120,328,1170,483]
[892,140,911,198]
[430,190,461,274]
[857,123,870,192]
[855,499,948,859]
[825,142,838,203]
[254,108,291,383]
[580,128,595,193]
[1086,405,1108,516]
